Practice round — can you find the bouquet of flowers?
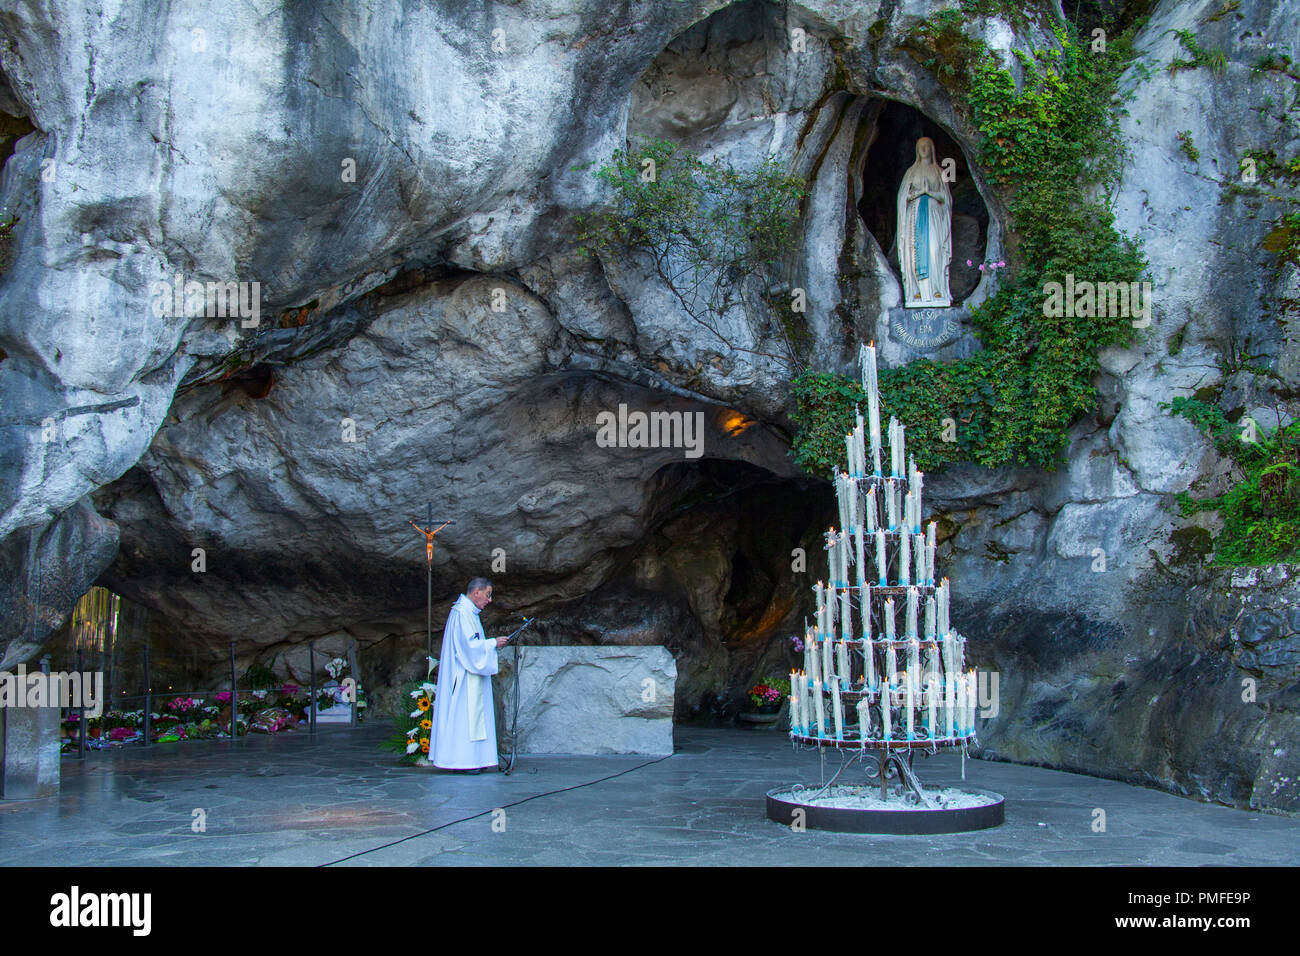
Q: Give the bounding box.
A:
[381,656,438,766]
[747,676,791,710]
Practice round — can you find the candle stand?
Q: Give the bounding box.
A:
[770,344,1004,834]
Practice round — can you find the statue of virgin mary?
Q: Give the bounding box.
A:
[896,137,953,308]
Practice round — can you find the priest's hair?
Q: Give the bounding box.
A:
[467,576,493,595]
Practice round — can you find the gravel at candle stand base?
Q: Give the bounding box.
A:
[773,785,997,811]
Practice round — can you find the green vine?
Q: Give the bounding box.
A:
[1165,397,1300,566]
[793,16,1146,474]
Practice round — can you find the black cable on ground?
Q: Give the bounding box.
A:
[319,751,674,866]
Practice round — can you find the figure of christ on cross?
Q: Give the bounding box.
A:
[409,518,452,564]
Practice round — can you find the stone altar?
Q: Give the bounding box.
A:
[493,646,676,756]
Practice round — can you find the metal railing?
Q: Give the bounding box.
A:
[62,639,361,757]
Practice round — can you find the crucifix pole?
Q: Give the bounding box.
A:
[410,505,455,663]
[426,503,432,660]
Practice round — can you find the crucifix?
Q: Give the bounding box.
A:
[409,503,456,658]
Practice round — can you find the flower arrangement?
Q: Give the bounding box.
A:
[382,656,438,766]
[325,657,347,681]
[166,697,197,714]
[747,676,791,710]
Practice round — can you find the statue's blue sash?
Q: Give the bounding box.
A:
[915,194,930,280]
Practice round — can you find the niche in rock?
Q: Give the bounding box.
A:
[857,100,989,305]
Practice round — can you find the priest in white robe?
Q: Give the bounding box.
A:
[430,577,509,772]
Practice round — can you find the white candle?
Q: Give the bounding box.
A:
[914,471,924,532]
[927,673,939,739]
[815,583,825,637]
[839,538,851,626]
[813,679,825,737]
[908,634,920,687]
[967,670,978,733]
[914,534,926,588]
[896,421,906,478]
[884,597,896,641]
[905,586,917,639]
[837,636,849,689]
[822,631,834,685]
[857,696,871,742]
[836,475,848,534]
[831,678,843,739]
[804,628,817,684]
[865,484,877,532]
[956,670,968,736]
[900,529,911,586]
[847,477,858,532]
[946,667,956,738]
[875,530,887,585]
[882,682,892,740]
[862,344,881,476]
[863,584,875,689]
[855,524,866,590]
[905,670,914,739]
[925,595,936,641]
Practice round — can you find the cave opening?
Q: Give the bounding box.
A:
[856,99,990,305]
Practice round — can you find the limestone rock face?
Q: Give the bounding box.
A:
[0,0,1297,811]
[494,645,676,755]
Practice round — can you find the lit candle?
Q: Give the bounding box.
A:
[789,693,799,735]
[847,476,858,532]
[882,682,892,740]
[925,595,936,641]
[818,584,826,638]
[831,678,843,740]
[914,470,924,532]
[875,529,887,586]
[865,484,877,532]
[822,628,834,685]
[861,343,881,476]
[836,474,849,534]
[844,432,854,479]
[906,586,918,639]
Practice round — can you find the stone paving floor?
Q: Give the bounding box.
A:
[1,724,1296,866]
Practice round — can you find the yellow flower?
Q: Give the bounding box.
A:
[419,738,430,753]
[420,719,432,731]
[416,697,431,712]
